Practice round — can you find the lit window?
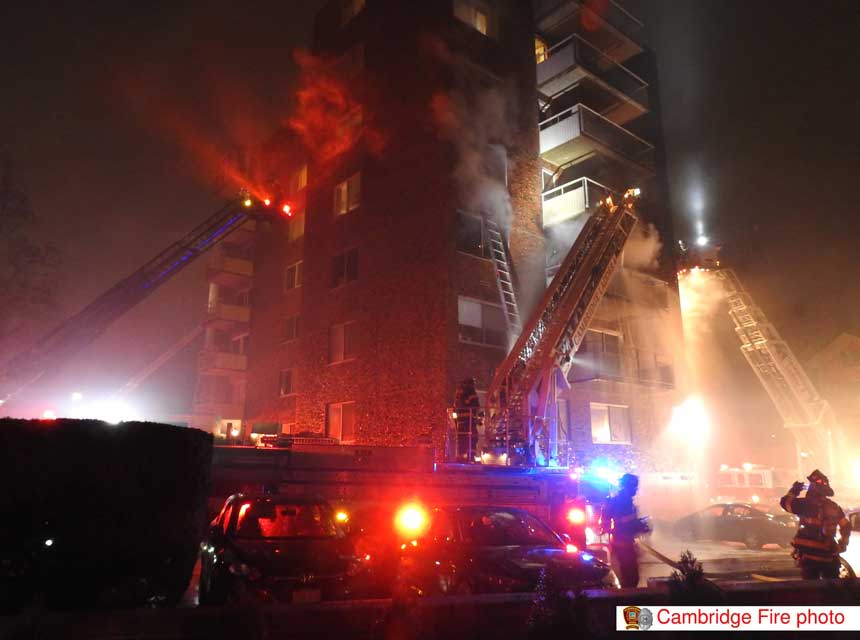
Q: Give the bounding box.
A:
[327,401,356,442]
[282,316,298,342]
[535,37,548,64]
[284,260,303,291]
[454,0,490,36]
[590,403,631,444]
[331,248,359,287]
[279,369,293,396]
[341,0,365,25]
[334,172,361,215]
[457,296,507,347]
[288,211,305,243]
[289,164,308,195]
[329,322,358,363]
[281,421,296,435]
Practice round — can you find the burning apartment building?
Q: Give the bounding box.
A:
[191,0,683,472]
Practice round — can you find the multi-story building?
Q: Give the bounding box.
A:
[193,0,683,472]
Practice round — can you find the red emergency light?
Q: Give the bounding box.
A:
[567,507,586,525]
[281,203,293,217]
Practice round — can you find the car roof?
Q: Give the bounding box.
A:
[229,493,330,505]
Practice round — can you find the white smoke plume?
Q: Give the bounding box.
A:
[622,222,663,271]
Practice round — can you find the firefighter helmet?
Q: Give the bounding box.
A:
[619,473,639,492]
[806,469,834,497]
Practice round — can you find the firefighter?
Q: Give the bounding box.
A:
[453,378,481,461]
[780,469,851,579]
[601,473,650,588]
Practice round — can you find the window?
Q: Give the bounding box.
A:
[535,37,548,64]
[279,369,293,396]
[331,248,359,287]
[289,164,308,195]
[454,0,490,36]
[334,172,361,215]
[327,401,356,442]
[284,260,303,291]
[581,329,622,377]
[341,0,365,25]
[329,321,358,363]
[590,402,631,444]
[282,316,298,342]
[456,212,487,258]
[458,297,507,347]
[288,211,305,243]
[230,334,248,355]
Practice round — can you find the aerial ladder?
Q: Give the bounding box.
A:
[710,268,837,479]
[0,194,278,407]
[485,189,640,466]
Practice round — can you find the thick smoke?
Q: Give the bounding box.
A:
[622,222,663,272]
[427,39,518,231]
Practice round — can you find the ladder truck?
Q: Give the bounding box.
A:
[483,189,640,467]
[679,255,838,481]
[0,193,288,408]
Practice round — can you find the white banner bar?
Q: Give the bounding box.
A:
[616,606,860,631]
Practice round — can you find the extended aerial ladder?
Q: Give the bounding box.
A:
[0,195,271,407]
[711,268,837,479]
[485,189,640,466]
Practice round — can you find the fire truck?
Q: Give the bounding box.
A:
[0,188,643,550]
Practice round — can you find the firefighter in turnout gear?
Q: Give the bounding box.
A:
[601,473,650,587]
[453,378,481,462]
[780,469,851,579]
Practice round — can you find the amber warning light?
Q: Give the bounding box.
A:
[394,503,429,538]
[281,203,292,217]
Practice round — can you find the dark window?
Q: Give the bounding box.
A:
[282,316,298,342]
[326,401,356,442]
[332,248,359,287]
[329,322,358,363]
[284,261,303,291]
[458,297,507,347]
[456,212,488,258]
[279,369,293,396]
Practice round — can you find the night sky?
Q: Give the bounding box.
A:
[2,1,858,461]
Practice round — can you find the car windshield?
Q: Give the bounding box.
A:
[234,500,338,539]
[457,509,560,547]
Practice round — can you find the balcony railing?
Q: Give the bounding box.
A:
[207,301,250,324]
[541,176,615,227]
[568,348,674,387]
[208,253,253,278]
[198,350,247,372]
[537,34,649,109]
[539,102,654,170]
[534,0,644,42]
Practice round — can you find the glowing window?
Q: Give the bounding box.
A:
[454,1,490,36]
[289,164,308,195]
[284,260,303,291]
[288,211,305,243]
[334,172,361,215]
[535,37,548,64]
[329,321,358,363]
[326,401,356,442]
[279,369,293,396]
[590,403,631,444]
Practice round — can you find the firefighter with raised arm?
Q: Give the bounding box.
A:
[780,469,851,579]
[601,473,650,588]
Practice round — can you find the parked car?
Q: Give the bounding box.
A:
[393,505,619,597]
[672,503,796,549]
[199,494,362,605]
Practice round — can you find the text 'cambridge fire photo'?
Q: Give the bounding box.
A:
[1,0,859,638]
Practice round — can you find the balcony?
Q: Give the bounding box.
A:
[222,219,257,249]
[205,301,250,329]
[534,0,643,63]
[568,348,674,388]
[198,349,247,373]
[539,103,654,173]
[537,35,648,125]
[207,252,253,288]
[542,176,615,227]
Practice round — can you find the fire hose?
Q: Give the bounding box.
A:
[636,540,856,581]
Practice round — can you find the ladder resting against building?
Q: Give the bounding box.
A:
[711,268,837,479]
[484,216,522,347]
[0,198,260,406]
[485,189,640,466]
